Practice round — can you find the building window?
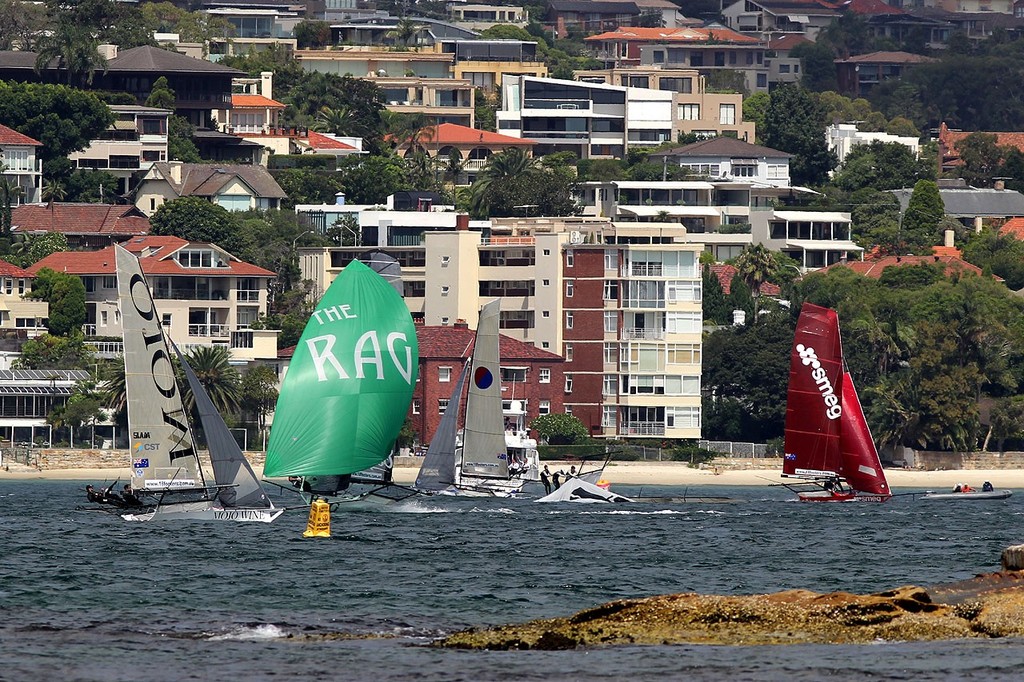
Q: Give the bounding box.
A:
[441,255,450,266]
[103,276,116,289]
[542,279,550,286]
[538,400,551,415]
[438,399,449,415]
[565,249,574,267]
[667,280,702,302]
[565,280,574,297]
[539,367,551,383]
[439,366,452,382]
[564,343,573,362]
[668,343,702,365]
[83,277,95,292]
[604,342,617,364]
[603,374,617,396]
[720,104,736,125]
[667,406,701,429]
[565,405,573,415]
[603,280,618,301]
[604,311,617,333]
[565,311,573,329]
[543,249,550,256]
[757,73,767,88]
[679,104,700,121]
[441,285,450,296]
[162,313,171,326]
[779,64,791,74]
[543,311,550,318]
[412,399,420,414]
[542,341,550,349]
[602,405,616,428]
[666,311,702,333]
[564,376,573,393]
[100,310,108,326]
[604,249,618,271]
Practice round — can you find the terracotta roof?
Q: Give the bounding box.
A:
[11,203,150,236]
[27,236,275,277]
[232,94,285,108]
[708,263,781,295]
[824,254,983,279]
[0,123,40,146]
[1000,217,1024,239]
[940,124,1024,156]
[415,123,535,147]
[0,259,33,278]
[586,25,760,44]
[278,325,564,362]
[307,131,356,150]
[146,162,287,199]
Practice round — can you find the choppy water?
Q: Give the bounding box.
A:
[3,480,1024,681]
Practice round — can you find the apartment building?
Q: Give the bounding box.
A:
[448,3,530,30]
[67,105,171,195]
[497,75,673,158]
[721,0,839,40]
[0,259,47,340]
[28,236,279,363]
[0,123,42,205]
[574,67,755,141]
[441,39,548,90]
[299,215,703,439]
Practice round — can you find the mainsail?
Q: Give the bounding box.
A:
[116,245,205,491]
[459,299,509,479]
[415,361,469,491]
[838,372,889,495]
[174,344,271,508]
[783,303,844,479]
[264,259,419,477]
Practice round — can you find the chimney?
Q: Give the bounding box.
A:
[97,44,118,60]
[260,71,273,101]
[335,192,346,206]
[168,161,182,185]
[456,214,469,231]
[732,309,746,326]
[944,228,955,248]
[454,319,468,329]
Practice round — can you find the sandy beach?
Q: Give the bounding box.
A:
[2,458,1022,490]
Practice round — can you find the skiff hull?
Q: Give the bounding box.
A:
[122,502,285,522]
[921,490,1013,500]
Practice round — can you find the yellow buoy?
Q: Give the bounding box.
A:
[303,498,331,538]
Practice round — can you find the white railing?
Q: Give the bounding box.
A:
[630,264,664,277]
[621,327,664,340]
[620,422,665,436]
[236,290,260,302]
[188,324,230,338]
[88,341,124,356]
[82,324,97,336]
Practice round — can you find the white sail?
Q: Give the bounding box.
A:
[116,245,204,491]
[459,300,509,479]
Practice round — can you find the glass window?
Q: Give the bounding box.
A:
[564,376,573,393]
[679,104,700,121]
[412,399,420,414]
[602,405,616,428]
[539,367,550,383]
[565,311,573,329]
[539,400,551,415]
[439,366,452,382]
[720,104,736,125]
[566,249,574,267]
[438,399,449,414]
[603,374,617,396]
[604,311,617,332]
[565,280,574,297]
[603,280,618,300]
[604,342,617,364]
[604,249,618,270]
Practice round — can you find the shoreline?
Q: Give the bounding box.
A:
[2,459,1022,489]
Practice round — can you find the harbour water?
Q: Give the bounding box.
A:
[3,480,1024,681]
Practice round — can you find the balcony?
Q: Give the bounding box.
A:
[621,328,665,340]
[82,324,97,336]
[88,340,124,358]
[524,98,592,111]
[236,290,260,302]
[155,288,231,301]
[630,264,663,276]
[188,324,230,338]
[620,421,665,436]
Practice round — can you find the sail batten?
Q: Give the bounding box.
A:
[264,260,418,478]
[459,300,509,479]
[116,246,205,491]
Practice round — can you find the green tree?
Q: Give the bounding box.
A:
[145,75,176,110]
[833,141,932,193]
[955,132,1004,187]
[742,91,770,141]
[48,378,104,439]
[761,85,837,186]
[961,227,1024,290]
[6,232,68,268]
[34,8,107,86]
[790,41,839,92]
[13,333,95,369]
[29,267,86,336]
[140,1,232,46]
[150,197,241,248]
[901,179,944,254]
[702,264,729,325]
[338,154,411,205]
[0,0,46,51]
[725,273,753,322]
[168,115,202,162]
[181,345,240,416]
[529,413,588,445]
[293,19,331,48]
[0,82,114,165]
[240,364,278,435]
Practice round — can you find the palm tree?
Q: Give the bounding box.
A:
[469,147,539,216]
[181,345,241,416]
[733,244,778,322]
[42,180,67,204]
[441,148,465,198]
[385,17,427,47]
[34,21,107,86]
[313,105,355,136]
[0,174,23,236]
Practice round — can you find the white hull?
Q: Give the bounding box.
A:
[122,501,285,523]
[922,490,1012,500]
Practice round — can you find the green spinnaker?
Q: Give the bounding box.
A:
[264,259,419,477]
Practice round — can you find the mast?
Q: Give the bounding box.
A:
[115,245,205,491]
[415,361,469,491]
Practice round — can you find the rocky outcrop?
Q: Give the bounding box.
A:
[437,575,1024,649]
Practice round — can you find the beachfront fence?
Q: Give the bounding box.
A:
[1,446,36,468]
[699,441,770,458]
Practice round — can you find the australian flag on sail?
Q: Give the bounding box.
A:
[784,453,797,461]
[133,458,150,468]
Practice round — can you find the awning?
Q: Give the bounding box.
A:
[787,14,810,22]
[611,180,715,190]
[618,205,721,217]
[773,210,851,222]
[111,120,136,131]
[786,239,863,252]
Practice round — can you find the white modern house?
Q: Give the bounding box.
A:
[827,123,921,165]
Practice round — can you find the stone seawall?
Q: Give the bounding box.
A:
[20,449,269,470]
[915,451,1024,470]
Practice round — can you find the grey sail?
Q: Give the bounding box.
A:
[115,245,205,491]
[460,300,509,479]
[174,344,270,509]
[415,361,469,491]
